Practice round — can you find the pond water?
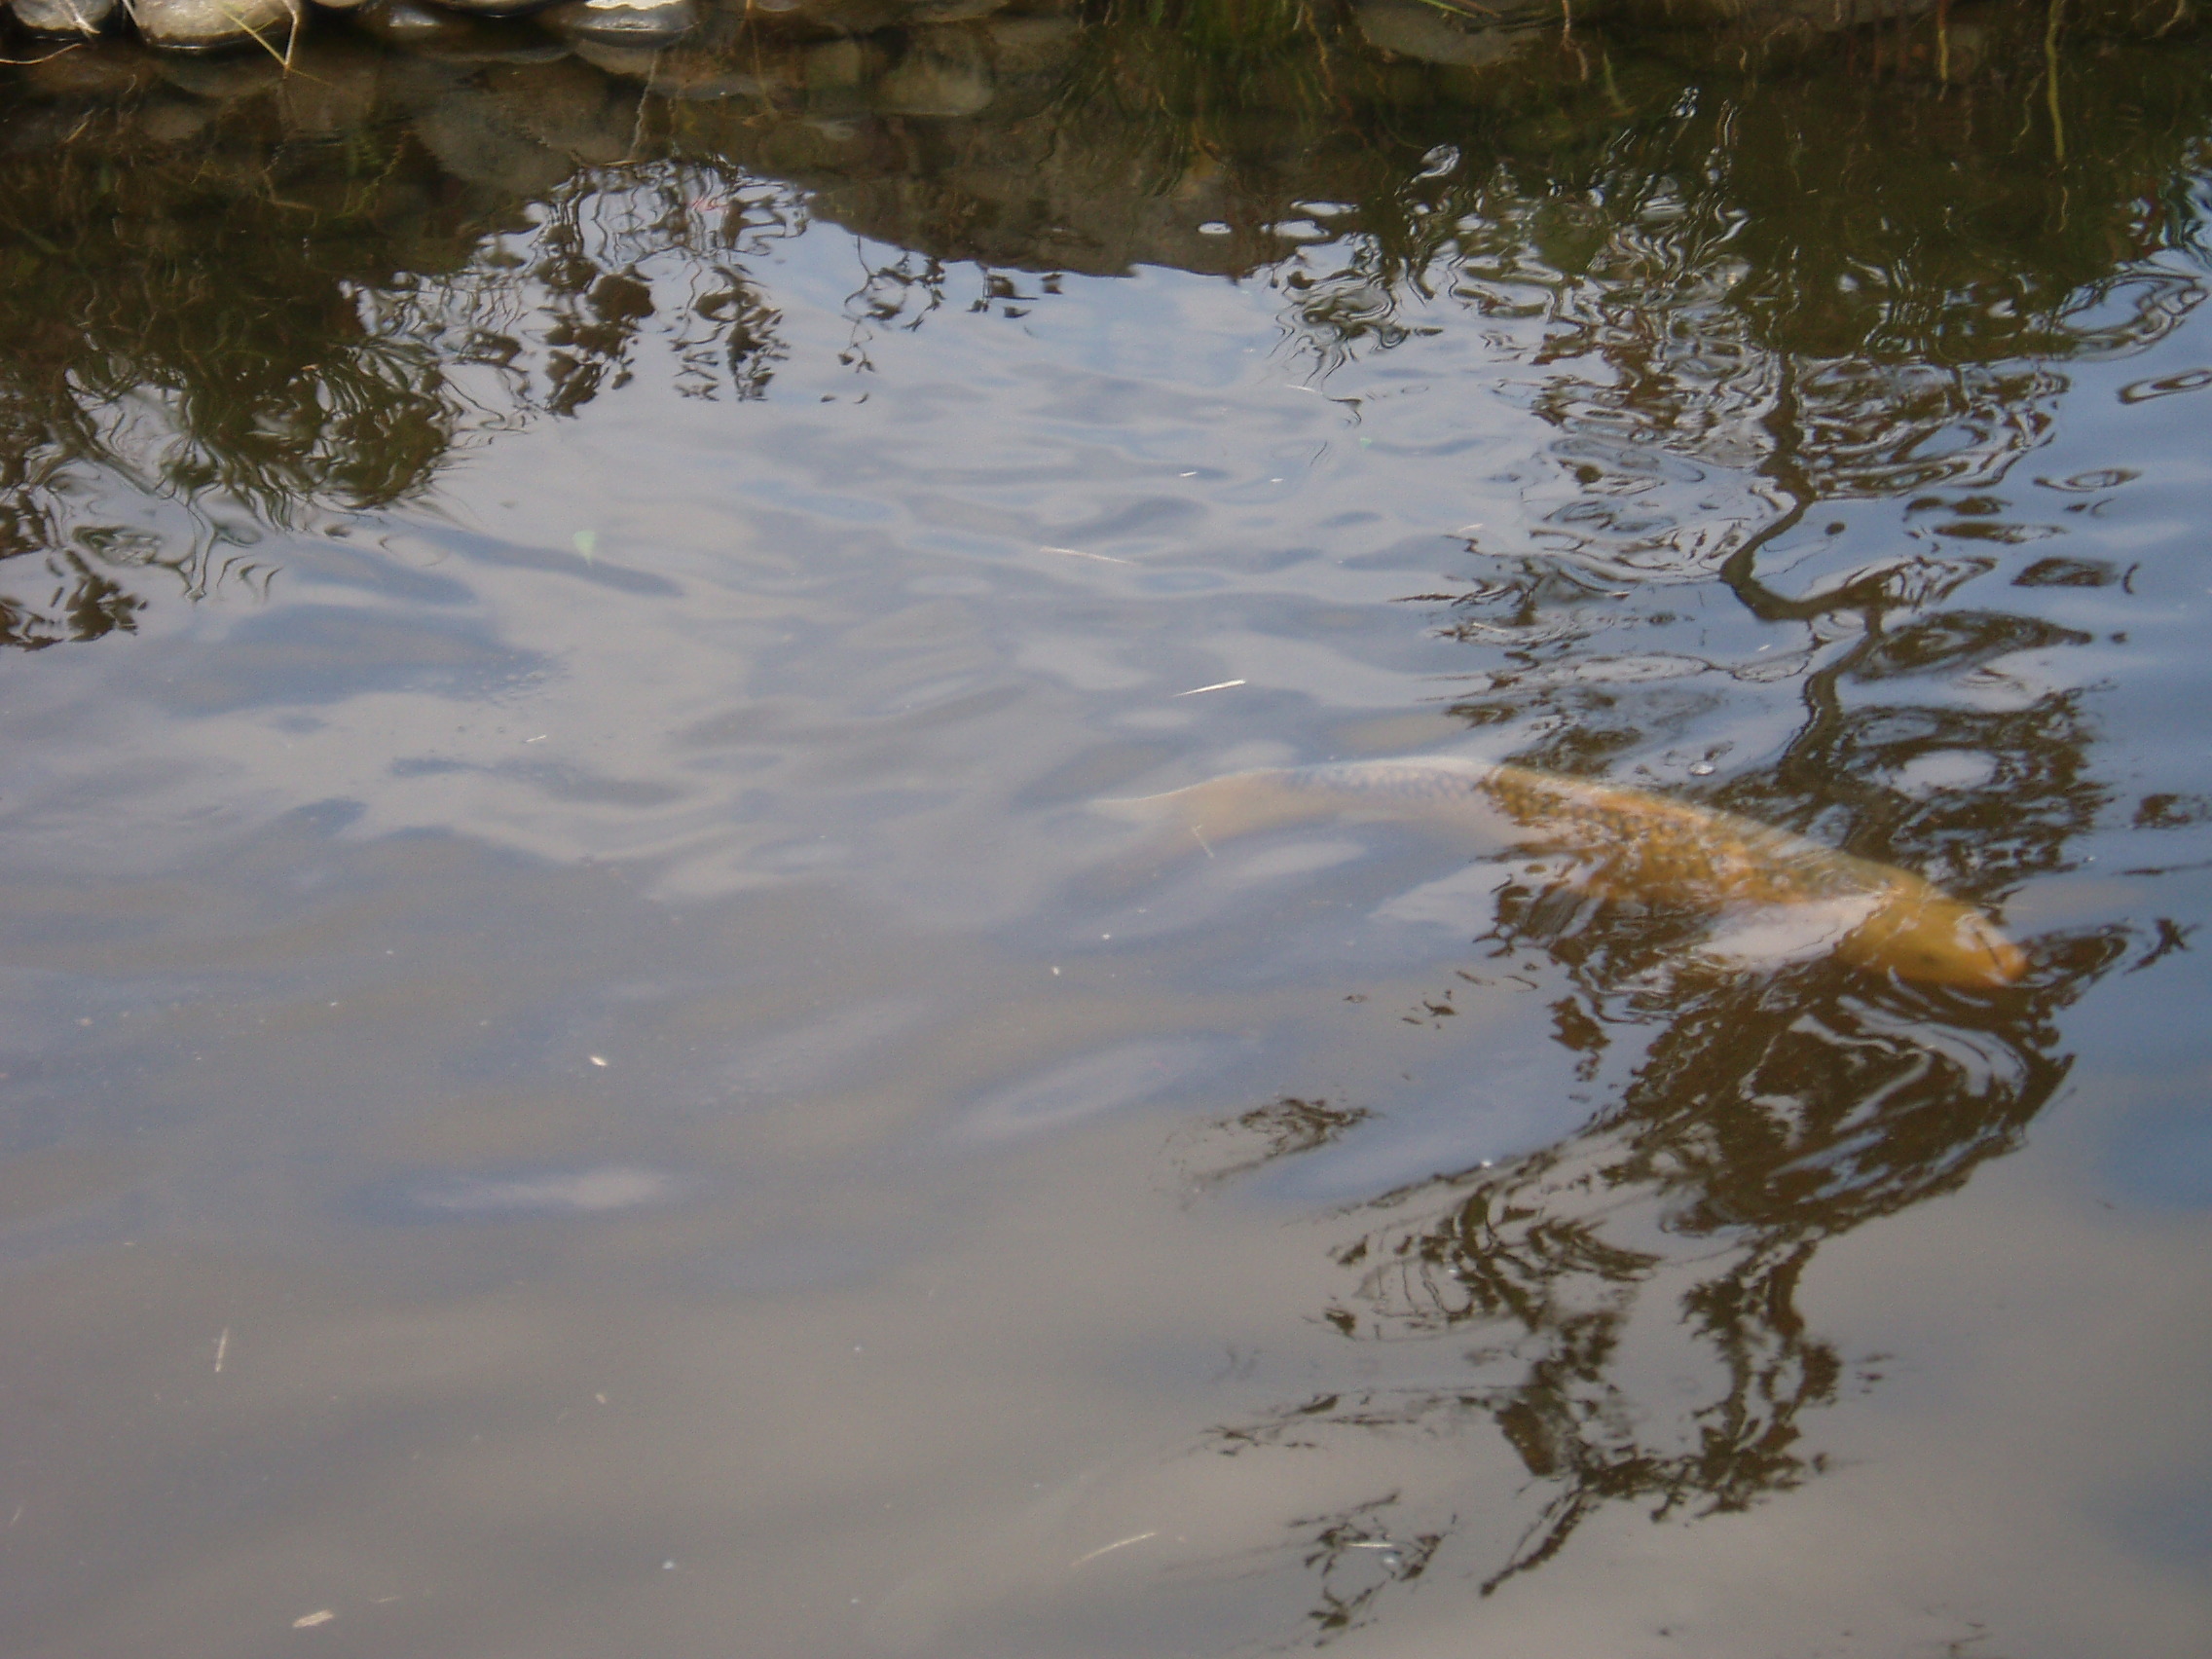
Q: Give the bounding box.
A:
[3,2,2211,1653]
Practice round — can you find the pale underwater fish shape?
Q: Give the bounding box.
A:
[1093,756,2028,988]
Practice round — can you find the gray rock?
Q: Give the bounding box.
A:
[1353,1,1539,68]
[18,38,162,95]
[1608,0,1936,22]
[569,38,663,76]
[10,0,120,36]
[709,0,972,32]
[131,92,216,141]
[901,0,1010,19]
[159,50,286,95]
[350,0,461,37]
[643,39,797,99]
[352,0,570,57]
[276,39,384,133]
[484,57,637,161]
[873,29,991,118]
[413,84,571,193]
[418,0,555,18]
[541,0,698,45]
[981,12,1079,72]
[801,35,866,90]
[129,0,299,51]
[0,103,88,154]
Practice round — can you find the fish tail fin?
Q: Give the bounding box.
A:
[1089,771,1323,847]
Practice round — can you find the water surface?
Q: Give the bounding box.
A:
[3,3,2210,1653]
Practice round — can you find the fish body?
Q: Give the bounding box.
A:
[1095,757,2025,987]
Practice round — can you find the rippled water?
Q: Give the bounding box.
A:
[4,3,2211,1653]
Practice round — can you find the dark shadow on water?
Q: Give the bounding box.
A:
[1190,884,2128,1634]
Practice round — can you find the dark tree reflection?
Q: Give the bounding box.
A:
[1202,767,2127,1622]
[3,0,2205,651]
[1159,10,2205,1627]
[1192,415,2169,1655]
[1196,210,2186,1649]
[0,65,794,647]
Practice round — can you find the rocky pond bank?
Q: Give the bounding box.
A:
[1,0,2199,72]
[5,0,2207,649]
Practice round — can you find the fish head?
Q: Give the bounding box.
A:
[1839,891,2029,986]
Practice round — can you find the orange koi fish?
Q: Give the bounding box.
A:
[1096,757,2026,987]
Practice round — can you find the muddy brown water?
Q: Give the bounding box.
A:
[2,3,2210,1654]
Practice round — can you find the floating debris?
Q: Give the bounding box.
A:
[1070,1530,1159,1567]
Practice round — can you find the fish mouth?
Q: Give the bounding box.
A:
[1980,935,2032,984]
